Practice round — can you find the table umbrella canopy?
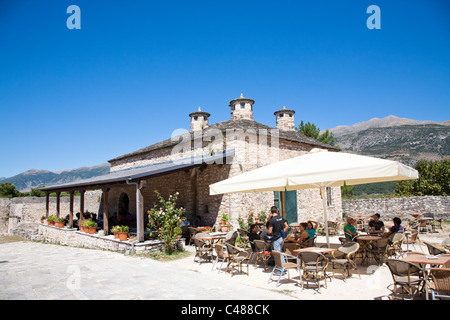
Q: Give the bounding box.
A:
[210,148,419,195]
[209,148,419,247]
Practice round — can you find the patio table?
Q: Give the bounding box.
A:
[356,235,382,265]
[293,247,336,254]
[403,253,450,300]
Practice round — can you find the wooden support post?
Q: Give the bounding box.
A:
[137,180,146,242]
[45,192,50,218]
[281,191,286,220]
[103,187,110,235]
[56,192,61,219]
[80,190,85,220]
[69,191,74,228]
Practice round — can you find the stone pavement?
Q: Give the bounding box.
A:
[0,241,294,300]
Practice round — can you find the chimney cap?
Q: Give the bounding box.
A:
[229,93,255,106]
[189,107,210,118]
[274,106,295,116]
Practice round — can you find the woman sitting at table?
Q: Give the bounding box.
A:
[344,217,358,241]
[293,223,310,244]
[306,220,318,239]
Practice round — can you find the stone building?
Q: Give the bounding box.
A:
[42,94,341,241]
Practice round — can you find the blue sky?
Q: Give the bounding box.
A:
[0,0,449,178]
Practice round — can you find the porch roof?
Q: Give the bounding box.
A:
[41,149,235,193]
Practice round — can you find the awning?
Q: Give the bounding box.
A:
[41,149,235,192]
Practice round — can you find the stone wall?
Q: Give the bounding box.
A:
[0,191,102,235]
[36,224,180,254]
[342,196,450,220]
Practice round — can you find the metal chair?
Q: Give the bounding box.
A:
[297,251,329,292]
[283,242,300,263]
[329,242,361,281]
[268,251,300,287]
[193,238,213,264]
[253,240,272,271]
[389,233,406,257]
[225,243,249,277]
[369,238,390,265]
[429,268,450,300]
[237,228,250,248]
[188,227,200,245]
[385,258,425,299]
[424,241,447,256]
[224,230,238,246]
[298,235,317,248]
[211,243,229,273]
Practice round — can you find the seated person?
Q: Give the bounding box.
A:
[383,217,404,238]
[344,217,358,240]
[306,220,318,239]
[248,224,261,252]
[293,223,310,244]
[368,213,385,233]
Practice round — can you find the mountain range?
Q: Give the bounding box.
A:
[0,163,111,192]
[1,115,449,192]
[325,115,450,167]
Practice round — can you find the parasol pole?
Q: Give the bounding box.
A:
[320,184,330,248]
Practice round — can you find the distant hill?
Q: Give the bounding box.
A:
[0,163,111,192]
[324,115,450,197]
[325,116,450,167]
[327,115,450,138]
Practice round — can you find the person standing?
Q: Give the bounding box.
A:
[267,206,288,261]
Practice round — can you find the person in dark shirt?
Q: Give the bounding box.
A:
[248,224,261,252]
[383,217,404,238]
[369,213,385,233]
[267,206,288,262]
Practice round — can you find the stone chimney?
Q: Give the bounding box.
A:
[229,94,255,121]
[189,107,210,131]
[274,106,295,131]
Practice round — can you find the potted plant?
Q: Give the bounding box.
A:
[78,219,86,232]
[174,226,183,239]
[47,215,56,226]
[85,220,97,234]
[55,218,65,228]
[219,213,230,232]
[111,225,120,239]
[118,225,129,241]
[40,216,46,224]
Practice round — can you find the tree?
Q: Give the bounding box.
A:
[0,182,21,198]
[296,120,320,139]
[394,159,450,196]
[295,120,336,146]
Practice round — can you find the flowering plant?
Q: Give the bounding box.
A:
[219,213,229,226]
[147,190,186,254]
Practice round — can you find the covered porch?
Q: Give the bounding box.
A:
[41,150,234,242]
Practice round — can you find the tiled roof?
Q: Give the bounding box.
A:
[108,119,339,163]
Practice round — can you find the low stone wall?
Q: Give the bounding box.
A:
[0,192,102,235]
[342,196,450,220]
[36,224,183,254]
